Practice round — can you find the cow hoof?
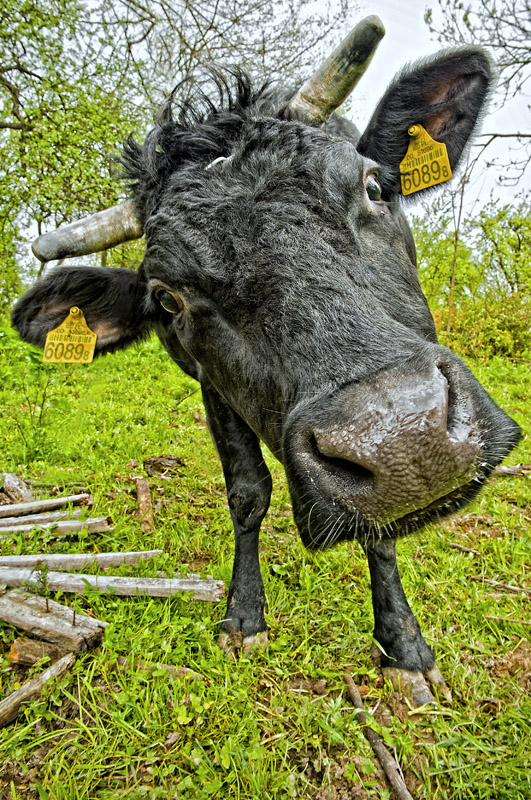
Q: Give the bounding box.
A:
[382,665,452,706]
[218,630,268,659]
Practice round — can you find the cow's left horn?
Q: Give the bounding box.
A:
[31,199,142,263]
[285,15,385,124]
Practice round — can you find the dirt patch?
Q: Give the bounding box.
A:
[485,642,531,692]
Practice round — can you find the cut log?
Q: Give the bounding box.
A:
[0,509,82,528]
[0,474,33,503]
[9,637,72,666]
[0,589,107,651]
[135,477,154,531]
[0,494,92,519]
[0,570,225,601]
[111,656,208,683]
[0,652,75,726]
[0,516,112,537]
[0,550,163,570]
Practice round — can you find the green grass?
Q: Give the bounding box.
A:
[0,324,529,799]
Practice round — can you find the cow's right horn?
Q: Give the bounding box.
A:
[31,199,142,263]
[285,15,385,124]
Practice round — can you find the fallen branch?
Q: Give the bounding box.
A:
[0,509,83,528]
[0,652,75,726]
[0,589,107,651]
[0,474,33,503]
[0,516,112,537]
[471,576,531,596]
[343,673,414,800]
[111,656,208,684]
[135,477,154,532]
[0,569,225,601]
[493,463,531,477]
[0,494,92,519]
[0,550,163,571]
[445,541,480,555]
[485,615,531,627]
[9,637,72,666]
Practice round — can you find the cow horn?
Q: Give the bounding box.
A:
[31,199,142,263]
[285,15,385,124]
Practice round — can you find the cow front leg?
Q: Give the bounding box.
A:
[202,383,272,656]
[365,539,451,705]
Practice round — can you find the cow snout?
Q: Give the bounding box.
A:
[310,367,480,524]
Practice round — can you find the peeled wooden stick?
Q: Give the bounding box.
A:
[0,652,75,726]
[343,674,414,800]
[0,550,162,570]
[0,494,92,519]
[135,478,154,532]
[0,509,82,528]
[0,516,112,537]
[0,569,225,601]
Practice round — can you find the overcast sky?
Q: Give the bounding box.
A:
[345,0,530,211]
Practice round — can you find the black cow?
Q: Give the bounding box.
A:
[12,42,520,704]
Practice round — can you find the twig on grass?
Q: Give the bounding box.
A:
[111,656,208,684]
[444,540,480,555]
[343,673,414,800]
[471,576,531,596]
[0,652,75,726]
[485,615,531,627]
[135,478,154,532]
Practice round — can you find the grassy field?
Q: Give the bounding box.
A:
[0,322,529,800]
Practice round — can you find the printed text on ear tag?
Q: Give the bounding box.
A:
[399,124,452,196]
[43,307,97,363]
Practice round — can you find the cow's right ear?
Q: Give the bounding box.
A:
[11,266,154,355]
[357,47,493,198]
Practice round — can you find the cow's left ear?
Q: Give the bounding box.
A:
[11,265,155,355]
[357,47,493,198]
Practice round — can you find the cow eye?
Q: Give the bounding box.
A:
[155,288,184,316]
[366,174,382,201]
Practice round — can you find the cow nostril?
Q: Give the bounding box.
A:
[309,434,374,486]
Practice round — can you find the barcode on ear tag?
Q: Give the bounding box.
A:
[43,307,97,363]
[399,124,452,195]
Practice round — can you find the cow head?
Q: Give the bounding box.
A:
[12,37,520,550]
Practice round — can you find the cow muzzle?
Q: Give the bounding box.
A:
[288,365,481,527]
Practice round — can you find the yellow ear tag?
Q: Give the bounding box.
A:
[399,124,452,196]
[43,307,97,364]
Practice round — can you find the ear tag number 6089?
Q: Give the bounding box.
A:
[399,124,452,196]
[43,307,97,363]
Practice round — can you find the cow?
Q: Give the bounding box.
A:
[11,18,520,705]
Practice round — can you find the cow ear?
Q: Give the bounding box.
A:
[11,266,154,355]
[357,47,493,198]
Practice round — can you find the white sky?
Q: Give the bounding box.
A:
[344,0,530,210]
